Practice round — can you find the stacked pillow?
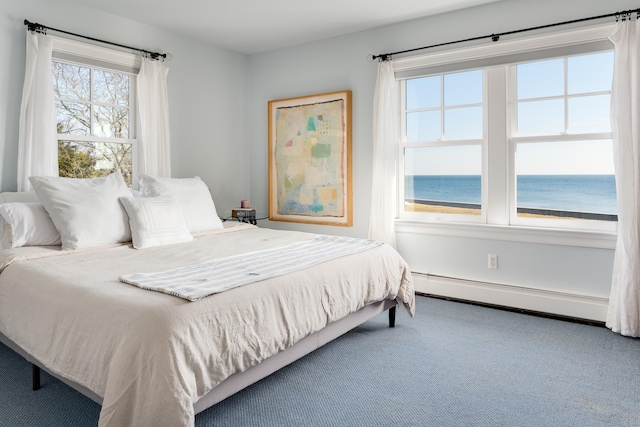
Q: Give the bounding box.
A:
[119,195,192,249]
[0,202,61,249]
[30,173,133,250]
[0,173,223,251]
[137,174,224,233]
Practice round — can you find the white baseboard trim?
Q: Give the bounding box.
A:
[413,273,609,322]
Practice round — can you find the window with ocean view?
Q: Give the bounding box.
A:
[512,52,616,227]
[397,33,617,233]
[402,69,484,219]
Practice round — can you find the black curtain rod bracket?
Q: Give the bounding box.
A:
[369,8,640,62]
[23,19,170,61]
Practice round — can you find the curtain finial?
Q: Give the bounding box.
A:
[24,19,46,34]
[368,53,392,62]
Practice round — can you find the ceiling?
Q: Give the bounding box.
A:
[68,0,503,54]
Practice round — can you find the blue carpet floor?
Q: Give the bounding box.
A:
[1,295,638,426]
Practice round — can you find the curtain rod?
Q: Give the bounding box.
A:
[369,8,640,61]
[23,19,170,61]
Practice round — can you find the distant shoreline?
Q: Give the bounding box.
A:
[405,175,617,216]
[405,199,618,221]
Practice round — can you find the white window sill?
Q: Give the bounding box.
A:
[395,219,617,249]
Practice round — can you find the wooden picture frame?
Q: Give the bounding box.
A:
[268,90,352,226]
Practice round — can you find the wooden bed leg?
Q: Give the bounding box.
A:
[389,306,396,328]
[32,364,41,391]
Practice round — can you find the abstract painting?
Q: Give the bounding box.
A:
[268,91,352,226]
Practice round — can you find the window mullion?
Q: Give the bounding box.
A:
[57,135,136,144]
[486,66,509,226]
[440,74,445,140]
[507,65,518,226]
[564,57,569,134]
[402,139,484,148]
[512,132,613,143]
[398,81,407,218]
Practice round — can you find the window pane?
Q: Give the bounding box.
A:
[55,100,90,135]
[58,141,133,187]
[568,52,613,94]
[517,99,564,136]
[568,95,611,134]
[52,62,90,101]
[407,76,440,110]
[444,106,482,140]
[407,110,440,142]
[94,70,130,106]
[404,145,481,215]
[515,140,617,219]
[517,58,564,99]
[93,106,130,138]
[444,70,482,106]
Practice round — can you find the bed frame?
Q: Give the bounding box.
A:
[1,300,397,415]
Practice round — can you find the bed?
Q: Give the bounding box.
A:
[0,174,415,427]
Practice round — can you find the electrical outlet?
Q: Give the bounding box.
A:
[488,254,498,269]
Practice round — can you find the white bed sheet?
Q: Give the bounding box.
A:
[0,224,414,427]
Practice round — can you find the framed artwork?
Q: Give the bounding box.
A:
[268,90,352,226]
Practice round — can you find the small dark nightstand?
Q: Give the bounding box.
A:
[221,209,268,225]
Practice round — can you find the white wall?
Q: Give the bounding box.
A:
[0,0,249,214]
[247,0,638,320]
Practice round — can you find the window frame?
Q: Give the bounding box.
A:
[399,69,488,224]
[507,54,615,232]
[393,23,618,248]
[51,36,141,186]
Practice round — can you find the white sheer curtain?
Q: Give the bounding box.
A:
[607,18,640,338]
[137,58,171,177]
[17,32,57,191]
[368,59,398,247]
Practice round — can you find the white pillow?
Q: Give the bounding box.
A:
[119,196,193,249]
[137,174,223,233]
[0,203,61,248]
[0,192,40,203]
[130,189,145,198]
[30,173,133,250]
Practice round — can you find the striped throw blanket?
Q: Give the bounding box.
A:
[119,235,383,301]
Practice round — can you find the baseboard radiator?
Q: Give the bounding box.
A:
[412,273,609,323]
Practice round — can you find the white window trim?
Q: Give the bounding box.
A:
[395,220,616,249]
[393,23,617,249]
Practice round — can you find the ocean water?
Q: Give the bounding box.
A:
[405,175,617,214]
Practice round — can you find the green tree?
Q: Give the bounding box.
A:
[57,142,111,180]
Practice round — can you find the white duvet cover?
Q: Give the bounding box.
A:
[0,224,414,427]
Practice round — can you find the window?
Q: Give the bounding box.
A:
[397,26,617,234]
[51,40,138,187]
[511,52,615,228]
[402,70,485,221]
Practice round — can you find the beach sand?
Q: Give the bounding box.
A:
[404,203,481,215]
[403,203,574,219]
